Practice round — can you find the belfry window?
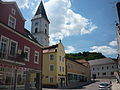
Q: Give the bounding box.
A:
[35,28,38,33]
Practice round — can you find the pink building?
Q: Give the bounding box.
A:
[0,1,43,90]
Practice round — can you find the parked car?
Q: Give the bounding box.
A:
[99,82,111,90]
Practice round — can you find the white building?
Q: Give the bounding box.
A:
[88,58,117,79]
[31,1,50,46]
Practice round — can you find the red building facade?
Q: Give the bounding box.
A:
[0,1,42,90]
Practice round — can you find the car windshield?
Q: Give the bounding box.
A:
[100,83,109,86]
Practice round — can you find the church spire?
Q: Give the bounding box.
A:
[35,1,50,23]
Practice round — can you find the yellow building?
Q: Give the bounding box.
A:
[42,42,66,88]
[66,59,91,85]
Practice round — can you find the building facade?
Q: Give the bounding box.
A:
[31,1,50,47]
[42,42,66,88]
[66,59,91,86]
[88,58,117,79]
[0,1,42,90]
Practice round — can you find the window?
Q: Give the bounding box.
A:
[45,24,47,27]
[34,51,39,64]
[102,67,104,70]
[62,57,64,62]
[93,68,95,71]
[9,40,18,57]
[0,36,9,58]
[50,54,54,60]
[98,73,100,75]
[60,66,62,72]
[111,72,114,75]
[112,66,114,69]
[50,64,54,72]
[35,28,38,33]
[59,56,62,61]
[97,68,99,70]
[8,15,16,29]
[45,29,47,34]
[49,77,53,83]
[11,8,16,15]
[107,66,109,69]
[35,22,38,26]
[62,67,64,72]
[103,72,106,75]
[24,46,30,61]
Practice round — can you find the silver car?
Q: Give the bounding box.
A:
[99,82,111,90]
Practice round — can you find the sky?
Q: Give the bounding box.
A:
[3,0,120,58]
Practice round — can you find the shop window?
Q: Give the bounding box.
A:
[9,40,18,57]
[0,35,9,58]
[50,54,54,60]
[8,15,16,29]
[24,46,30,61]
[50,64,54,72]
[34,51,39,64]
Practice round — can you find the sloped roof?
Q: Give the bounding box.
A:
[88,58,116,66]
[1,1,26,21]
[43,44,58,50]
[24,29,41,45]
[35,1,50,23]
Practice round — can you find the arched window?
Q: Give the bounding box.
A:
[35,28,38,33]
[45,29,47,34]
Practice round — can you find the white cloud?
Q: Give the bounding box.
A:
[65,46,76,53]
[109,40,117,46]
[90,46,117,55]
[3,0,29,8]
[44,0,97,45]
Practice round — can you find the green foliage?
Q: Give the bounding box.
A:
[65,51,106,61]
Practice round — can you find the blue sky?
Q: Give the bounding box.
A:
[4,0,120,58]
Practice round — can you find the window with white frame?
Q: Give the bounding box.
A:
[9,40,18,57]
[50,64,54,72]
[0,36,9,58]
[11,8,16,15]
[49,77,53,83]
[24,46,30,61]
[8,15,16,29]
[34,51,39,64]
[50,54,54,60]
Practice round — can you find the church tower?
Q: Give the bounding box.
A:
[31,1,50,46]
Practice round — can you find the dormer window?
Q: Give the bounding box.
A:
[35,28,38,33]
[11,8,16,15]
[8,15,16,29]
